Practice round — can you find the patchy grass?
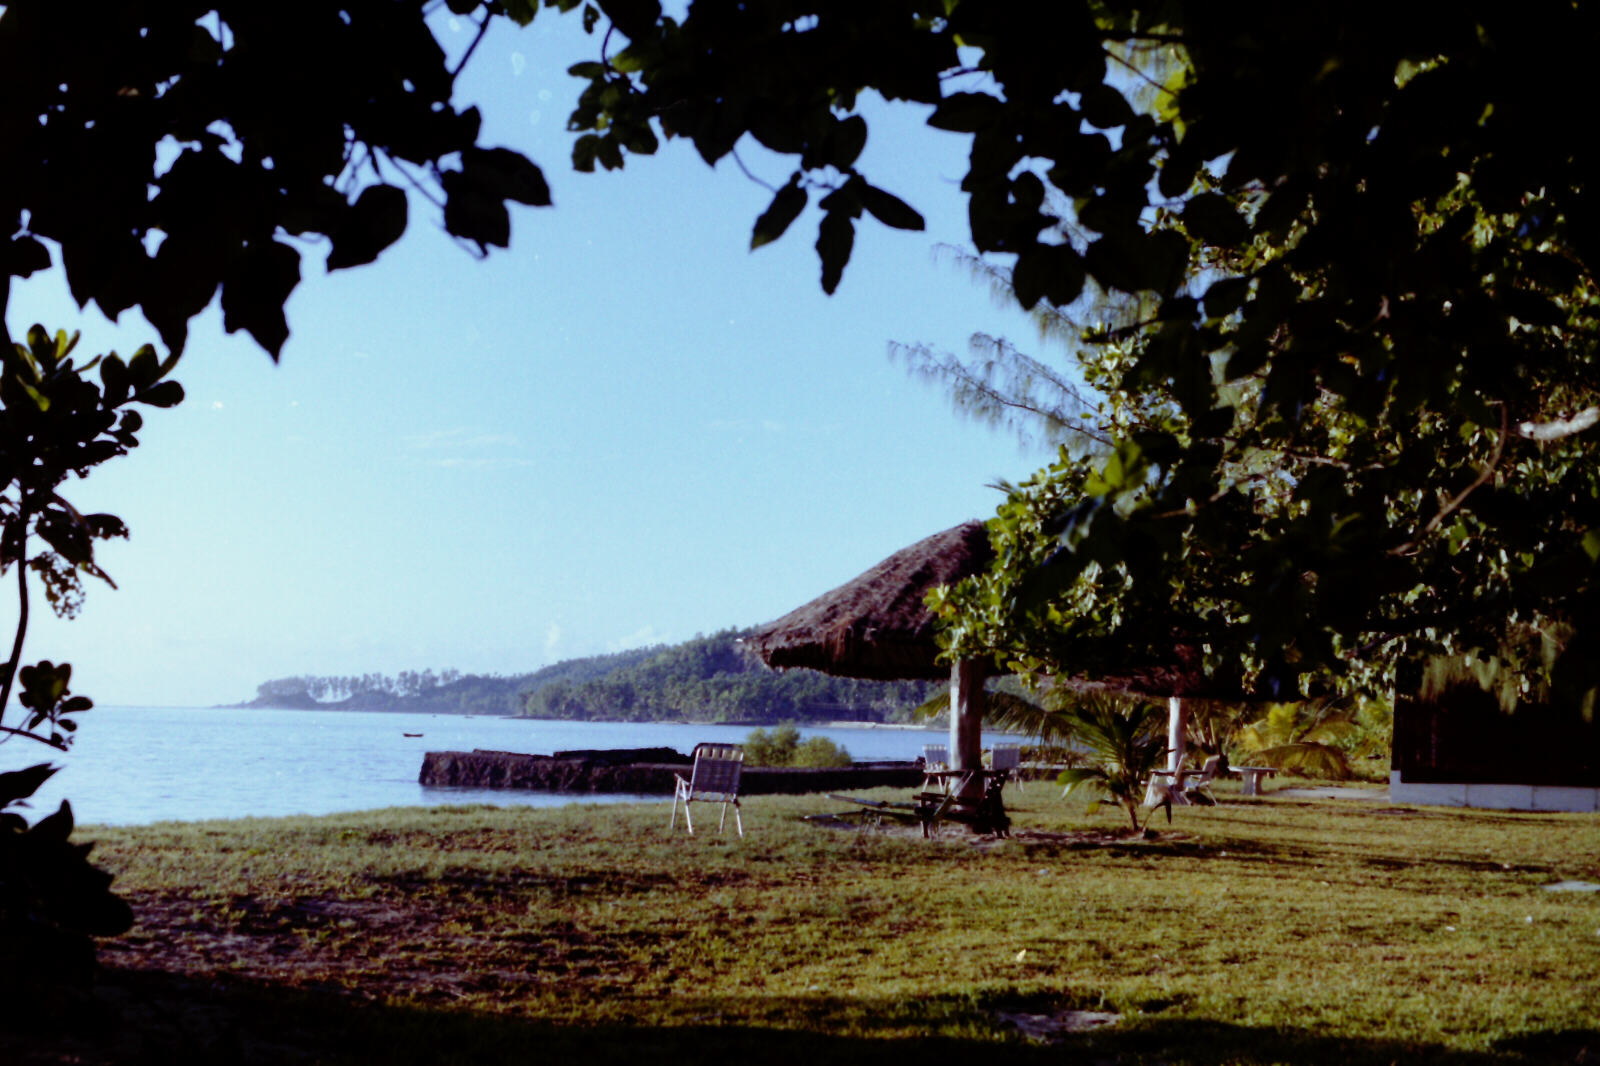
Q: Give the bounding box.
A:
[15,786,1600,1064]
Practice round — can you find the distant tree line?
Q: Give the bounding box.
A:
[247,670,527,715]
[246,630,939,722]
[255,670,464,703]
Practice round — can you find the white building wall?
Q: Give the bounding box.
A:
[1391,771,1600,812]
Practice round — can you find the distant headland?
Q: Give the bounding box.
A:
[229,628,942,725]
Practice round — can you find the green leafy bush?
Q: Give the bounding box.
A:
[0,764,133,1015]
[743,726,852,768]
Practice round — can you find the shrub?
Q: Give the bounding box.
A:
[742,726,851,767]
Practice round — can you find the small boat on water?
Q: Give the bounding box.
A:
[403,732,423,738]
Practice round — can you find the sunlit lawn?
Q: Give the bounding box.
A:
[39,782,1600,1064]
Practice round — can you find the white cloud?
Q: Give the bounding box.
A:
[211,401,224,410]
[404,428,519,450]
[543,623,563,657]
[610,624,665,652]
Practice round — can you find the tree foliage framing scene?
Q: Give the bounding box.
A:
[557,0,1600,713]
[4,0,1600,1056]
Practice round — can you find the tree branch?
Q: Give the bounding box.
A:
[0,722,64,749]
[729,148,779,194]
[1390,405,1507,556]
[0,512,29,732]
[1514,405,1600,441]
[450,15,492,81]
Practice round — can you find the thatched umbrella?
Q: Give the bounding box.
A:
[749,521,1270,792]
[745,521,995,779]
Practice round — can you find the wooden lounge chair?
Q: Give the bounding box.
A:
[1142,754,1223,822]
[922,744,950,792]
[670,743,745,837]
[1176,754,1222,805]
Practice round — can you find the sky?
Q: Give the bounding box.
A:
[5,11,1063,707]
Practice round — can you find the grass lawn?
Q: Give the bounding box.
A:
[11,781,1600,1064]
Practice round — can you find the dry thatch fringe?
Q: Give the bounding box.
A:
[744,522,994,681]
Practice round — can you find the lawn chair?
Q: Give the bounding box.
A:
[1175,754,1222,806]
[922,744,950,792]
[670,743,745,837]
[989,743,1024,791]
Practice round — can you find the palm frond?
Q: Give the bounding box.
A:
[1246,741,1354,780]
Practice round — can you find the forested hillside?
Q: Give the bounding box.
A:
[242,631,938,722]
[521,631,939,723]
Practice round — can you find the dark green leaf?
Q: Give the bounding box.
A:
[220,241,301,358]
[503,0,539,24]
[6,236,51,278]
[596,135,625,170]
[829,116,867,171]
[859,184,924,232]
[1183,193,1250,247]
[28,799,74,844]
[751,179,807,250]
[819,177,864,219]
[622,123,659,155]
[816,210,855,295]
[597,0,660,39]
[326,184,409,272]
[137,380,185,408]
[464,148,553,207]
[1013,244,1085,309]
[573,134,601,172]
[928,93,1002,133]
[1203,276,1251,319]
[0,763,57,809]
[100,354,129,404]
[1081,84,1134,129]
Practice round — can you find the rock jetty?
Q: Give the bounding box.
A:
[419,746,922,795]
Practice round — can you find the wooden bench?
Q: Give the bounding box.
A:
[816,771,1011,838]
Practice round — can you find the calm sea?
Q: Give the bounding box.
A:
[8,706,1011,827]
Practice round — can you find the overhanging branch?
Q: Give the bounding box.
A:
[1514,405,1600,441]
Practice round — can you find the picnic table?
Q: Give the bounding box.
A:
[916,769,1011,837]
[817,767,1011,838]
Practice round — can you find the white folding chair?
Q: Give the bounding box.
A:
[670,743,745,837]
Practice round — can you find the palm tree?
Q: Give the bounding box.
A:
[980,686,1169,832]
[1053,698,1170,832]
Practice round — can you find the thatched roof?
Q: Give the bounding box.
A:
[745,521,994,681]
[748,519,1283,701]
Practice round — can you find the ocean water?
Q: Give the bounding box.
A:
[7,706,1010,826]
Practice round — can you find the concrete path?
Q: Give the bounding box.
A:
[1270,785,1390,801]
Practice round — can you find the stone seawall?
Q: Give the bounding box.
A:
[419,747,922,795]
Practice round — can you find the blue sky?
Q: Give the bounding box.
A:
[6,12,1059,706]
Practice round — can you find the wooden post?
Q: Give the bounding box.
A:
[950,659,985,799]
[1168,695,1187,774]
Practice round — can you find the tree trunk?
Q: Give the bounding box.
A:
[948,659,985,799]
[1167,695,1187,773]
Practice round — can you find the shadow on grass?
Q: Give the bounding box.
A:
[5,969,1595,1066]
